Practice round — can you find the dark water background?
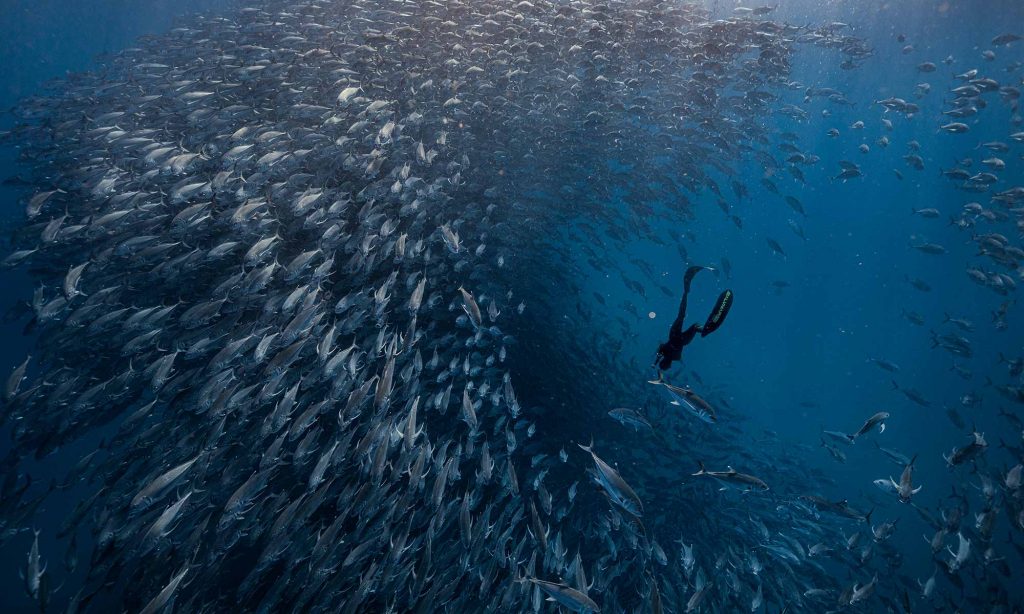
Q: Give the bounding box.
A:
[1,0,1022,611]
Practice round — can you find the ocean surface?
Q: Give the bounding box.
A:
[0,0,1022,612]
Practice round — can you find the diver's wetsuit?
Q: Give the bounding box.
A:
[655,265,732,371]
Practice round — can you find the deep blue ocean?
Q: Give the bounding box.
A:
[1,0,1022,612]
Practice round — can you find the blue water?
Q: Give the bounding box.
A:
[1,0,1022,611]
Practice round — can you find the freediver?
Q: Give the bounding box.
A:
[654,265,733,373]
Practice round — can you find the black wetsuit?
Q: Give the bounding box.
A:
[655,266,705,371]
[655,265,732,372]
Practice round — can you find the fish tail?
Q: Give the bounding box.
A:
[692,461,706,476]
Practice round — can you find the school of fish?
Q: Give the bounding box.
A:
[0,0,1022,612]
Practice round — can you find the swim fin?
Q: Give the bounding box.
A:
[701,289,733,337]
[683,265,707,292]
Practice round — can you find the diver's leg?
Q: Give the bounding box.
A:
[672,266,706,334]
[670,292,688,337]
[680,323,701,346]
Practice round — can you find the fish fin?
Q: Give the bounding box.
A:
[576,438,594,455]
